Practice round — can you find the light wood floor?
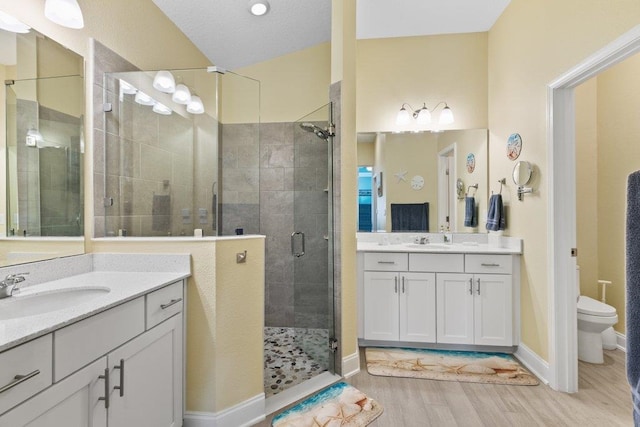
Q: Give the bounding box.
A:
[257,349,633,426]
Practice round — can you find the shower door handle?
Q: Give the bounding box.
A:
[291,232,305,258]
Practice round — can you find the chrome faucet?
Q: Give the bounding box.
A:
[0,273,28,299]
[419,236,429,245]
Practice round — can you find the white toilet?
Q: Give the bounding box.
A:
[576,267,618,364]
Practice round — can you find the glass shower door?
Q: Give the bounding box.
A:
[291,102,335,375]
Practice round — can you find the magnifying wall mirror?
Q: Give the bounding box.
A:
[512,160,533,201]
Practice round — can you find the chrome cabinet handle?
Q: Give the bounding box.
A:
[402,276,405,293]
[476,278,481,295]
[98,368,110,409]
[160,298,182,310]
[0,369,40,394]
[394,276,398,293]
[291,232,305,258]
[481,263,500,267]
[113,359,125,397]
[377,261,396,264]
[468,278,473,295]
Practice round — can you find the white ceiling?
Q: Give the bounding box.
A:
[152,0,510,70]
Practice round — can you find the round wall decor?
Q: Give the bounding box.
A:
[466,153,476,173]
[507,133,523,160]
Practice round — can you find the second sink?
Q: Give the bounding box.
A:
[0,287,110,320]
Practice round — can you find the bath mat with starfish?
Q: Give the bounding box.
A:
[272,381,383,427]
[365,347,539,386]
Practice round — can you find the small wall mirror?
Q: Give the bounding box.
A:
[512,160,533,186]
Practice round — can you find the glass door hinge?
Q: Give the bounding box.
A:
[103,197,114,207]
[329,338,338,353]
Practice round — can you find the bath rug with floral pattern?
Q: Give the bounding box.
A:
[365,347,539,386]
[271,381,383,426]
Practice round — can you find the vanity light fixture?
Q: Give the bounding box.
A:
[172,84,191,105]
[248,0,270,16]
[152,102,172,116]
[153,70,176,94]
[134,91,155,106]
[395,102,455,127]
[0,11,30,33]
[44,0,85,29]
[119,80,137,95]
[186,95,205,114]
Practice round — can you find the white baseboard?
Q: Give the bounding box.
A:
[184,393,265,427]
[342,351,360,378]
[616,331,627,352]
[514,343,550,385]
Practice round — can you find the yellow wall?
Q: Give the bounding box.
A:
[488,0,640,359]
[356,33,488,133]
[332,0,358,365]
[575,79,599,302]
[575,53,640,334]
[235,43,331,123]
[357,140,374,166]
[92,237,265,413]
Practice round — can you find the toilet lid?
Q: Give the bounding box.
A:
[578,296,617,316]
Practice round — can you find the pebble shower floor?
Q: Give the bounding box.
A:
[264,327,329,397]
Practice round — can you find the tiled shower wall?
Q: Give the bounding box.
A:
[93,42,218,237]
[221,122,329,329]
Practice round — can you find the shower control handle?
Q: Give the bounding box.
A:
[291,232,305,258]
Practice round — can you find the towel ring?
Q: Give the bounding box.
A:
[466,184,478,196]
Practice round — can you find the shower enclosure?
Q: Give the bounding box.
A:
[100,68,336,399]
[6,76,84,237]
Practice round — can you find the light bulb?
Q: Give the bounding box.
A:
[187,96,205,114]
[44,0,84,29]
[396,107,411,126]
[439,106,454,125]
[0,11,30,33]
[153,70,176,94]
[172,84,191,105]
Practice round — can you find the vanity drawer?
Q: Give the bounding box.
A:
[409,253,464,272]
[465,254,513,274]
[146,281,183,329]
[0,334,53,415]
[363,252,408,271]
[54,297,145,381]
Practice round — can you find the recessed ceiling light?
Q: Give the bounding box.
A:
[249,0,270,16]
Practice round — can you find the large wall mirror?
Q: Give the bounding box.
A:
[0,23,85,266]
[357,129,488,233]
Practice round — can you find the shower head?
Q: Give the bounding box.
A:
[300,122,330,140]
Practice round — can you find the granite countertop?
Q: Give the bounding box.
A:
[0,270,189,353]
[357,241,522,254]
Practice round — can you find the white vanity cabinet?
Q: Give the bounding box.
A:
[363,253,437,343]
[0,280,185,427]
[359,249,519,349]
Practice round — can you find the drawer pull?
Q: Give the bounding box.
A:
[476,278,481,295]
[377,261,396,265]
[468,278,473,295]
[402,276,405,293]
[160,298,182,310]
[114,359,125,397]
[0,369,40,394]
[394,276,398,293]
[98,368,110,409]
[480,263,501,267]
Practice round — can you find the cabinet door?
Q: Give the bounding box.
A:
[0,358,107,427]
[108,314,183,427]
[399,272,436,343]
[364,271,399,341]
[436,273,474,344]
[474,274,513,346]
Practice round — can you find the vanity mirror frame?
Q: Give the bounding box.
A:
[1,23,86,267]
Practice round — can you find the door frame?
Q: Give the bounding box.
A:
[438,144,457,231]
[548,24,640,392]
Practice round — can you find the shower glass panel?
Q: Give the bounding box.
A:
[100,69,259,237]
[262,103,335,397]
[6,76,85,237]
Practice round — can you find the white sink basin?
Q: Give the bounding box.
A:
[0,287,110,320]
[404,243,452,250]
